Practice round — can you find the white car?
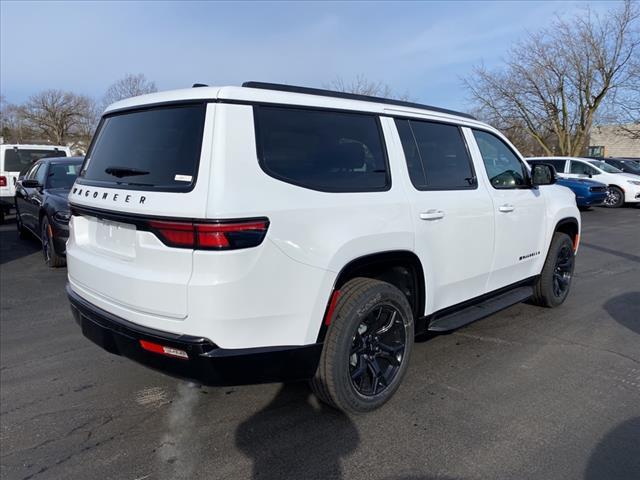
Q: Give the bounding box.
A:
[0,144,71,222]
[67,82,580,413]
[528,156,640,208]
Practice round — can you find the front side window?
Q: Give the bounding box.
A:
[473,130,528,189]
[255,106,389,192]
[395,119,476,190]
[570,161,599,175]
[24,163,41,180]
[34,164,48,185]
[80,103,206,191]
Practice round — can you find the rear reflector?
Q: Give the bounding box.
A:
[0,176,6,187]
[139,339,189,360]
[324,290,341,326]
[147,218,269,250]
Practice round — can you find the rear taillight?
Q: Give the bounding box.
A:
[147,218,269,250]
[0,176,6,187]
[139,340,189,360]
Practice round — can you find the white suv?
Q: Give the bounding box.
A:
[0,144,71,222]
[67,83,580,413]
[528,156,640,208]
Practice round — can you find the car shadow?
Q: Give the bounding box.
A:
[0,218,40,265]
[603,292,640,335]
[584,417,640,479]
[235,382,360,480]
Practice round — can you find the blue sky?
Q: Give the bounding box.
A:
[1,0,618,111]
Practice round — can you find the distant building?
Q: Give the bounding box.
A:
[588,124,639,158]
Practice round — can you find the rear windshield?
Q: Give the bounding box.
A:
[3,149,67,172]
[47,162,82,189]
[80,103,206,191]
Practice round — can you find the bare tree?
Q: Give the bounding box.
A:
[464,0,639,156]
[103,73,157,107]
[324,74,411,101]
[18,90,96,148]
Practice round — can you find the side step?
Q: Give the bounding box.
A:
[428,286,534,332]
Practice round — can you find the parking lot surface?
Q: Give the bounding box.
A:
[1,207,639,480]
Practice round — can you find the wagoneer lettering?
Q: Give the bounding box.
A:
[67,82,581,413]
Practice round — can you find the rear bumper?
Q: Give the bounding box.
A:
[67,284,322,386]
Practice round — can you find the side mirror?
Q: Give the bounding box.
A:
[21,179,42,189]
[531,163,556,186]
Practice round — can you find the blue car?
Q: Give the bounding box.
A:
[556,177,608,208]
[527,159,608,208]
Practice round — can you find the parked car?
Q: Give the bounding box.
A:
[66,82,580,413]
[528,156,640,208]
[0,144,71,223]
[594,157,640,176]
[526,160,608,209]
[15,156,83,267]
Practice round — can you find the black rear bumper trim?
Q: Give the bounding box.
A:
[67,284,322,386]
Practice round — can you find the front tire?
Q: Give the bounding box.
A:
[604,186,624,208]
[531,232,575,308]
[310,277,414,413]
[41,217,65,268]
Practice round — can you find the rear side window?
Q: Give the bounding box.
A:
[80,104,206,191]
[395,119,476,190]
[3,149,66,172]
[530,159,566,172]
[255,106,389,192]
[570,161,599,175]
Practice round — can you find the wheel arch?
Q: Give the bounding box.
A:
[316,250,426,342]
[553,217,580,250]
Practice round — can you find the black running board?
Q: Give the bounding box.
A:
[427,286,533,332]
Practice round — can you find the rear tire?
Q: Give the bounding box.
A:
[310,277,414,413]
[41,217,65,268]
[604,186,624,208]
[531,232,575,308]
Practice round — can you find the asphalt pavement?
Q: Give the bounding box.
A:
[1,207,639,480]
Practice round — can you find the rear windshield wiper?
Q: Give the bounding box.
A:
[105,166,150,178]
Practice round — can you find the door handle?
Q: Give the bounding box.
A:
[420,210,445,221]
[498,204,515,213]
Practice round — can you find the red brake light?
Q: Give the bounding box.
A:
[148,220,195,247]
[147,218,269,250]
[0,176,6,187]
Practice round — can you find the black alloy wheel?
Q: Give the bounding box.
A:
[349,304,406,397]
[552,243,574,298]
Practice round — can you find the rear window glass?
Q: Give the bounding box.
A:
[47,163,82,189]
[395,118,476,190]
[3,149,67,172]
[255,106,389,192]
[80,104,206,191]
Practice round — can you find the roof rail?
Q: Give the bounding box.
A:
[242,81,476,120]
